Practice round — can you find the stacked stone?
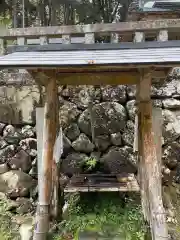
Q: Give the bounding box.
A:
[0,75,180,207]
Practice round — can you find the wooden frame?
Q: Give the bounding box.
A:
[0,17,173,240]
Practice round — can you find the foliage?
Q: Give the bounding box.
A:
[52,193,146,240]
[0,200,18,240]
[0,0,135,28]
[81,156,98,172]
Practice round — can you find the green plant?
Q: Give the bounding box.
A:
[54,193,147,240]
[81,157,98,172]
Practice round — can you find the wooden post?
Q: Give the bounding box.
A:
[17,37,27,74]
[33,78,57,240]
[51,80,61,220]
[137,70,150,224]
[133,31,150,223]
[137,70,169,240]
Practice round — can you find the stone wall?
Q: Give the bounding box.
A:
[0,75,180,203]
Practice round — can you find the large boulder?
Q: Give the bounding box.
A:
[72,134,94,153]
[64,123,80,141]
[62,135,72,157]
[100,146,137,174]
[21,125,35,138]
[8,149,32,173]
[0,145,17,163]
[19,138,37,158]
[163,99,180,109]
[151,79,178,98]
[162,110,180,143]
[162,142,180,169]
[3,125,22,145]
[0,170,35,197]
[62,85,101,109]
[59,101,81,128]
[110,132,122,146]
[61,153,87,176]
[94,135,110,151]
[78,102,127,137]
[101,85,126,103]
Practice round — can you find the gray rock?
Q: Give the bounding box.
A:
[62,85,101,109]
[94,135,110,151]
[64,123,80,141]
[162,110,180,142]
[163,99,180,109]
[0,163,9,174]
[122,130,134,147]
[0,138,8,149]
[152,99,163,108]
[16,198,33,214]
[127,85,136,99]
[90,151,101,160]
[101,146,137,174]
[3,125,22,145]
[151,80,177,98]
[8,149,32,173]
[3,125,15,137]
[19,138,37,157]
[110,132,122,146]
[72,133,94,153]
[126,100,137,121]
[126,120,134,132]
[62,135,72,157]
[59,101,81,128]
[0,145,16,163]
[0,123,5,135]
[21,125,35,138]
[78,102,127,136]
[101,85,127,103]
[0,170,35,197]
[162,142,180,169]
[61,153,87,176]
[29,166,37,178]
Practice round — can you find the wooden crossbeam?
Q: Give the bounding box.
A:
[27,69,169,86]
[64,174,140,193]
[1,19,180,38]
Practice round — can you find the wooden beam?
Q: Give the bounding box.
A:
[27,69,169,86]
[1,19,180,38]
[137,70,169,240]
[33,78,57,239]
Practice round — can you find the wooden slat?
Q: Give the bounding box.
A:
[1,19,180,37]
[64,173,139,192]
[64,183,140,192]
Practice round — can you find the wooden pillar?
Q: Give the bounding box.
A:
[137,70,169,240]
[33,77,57,240]
[51,78,61,220]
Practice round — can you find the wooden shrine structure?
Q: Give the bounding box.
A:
[1,10,180,240]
